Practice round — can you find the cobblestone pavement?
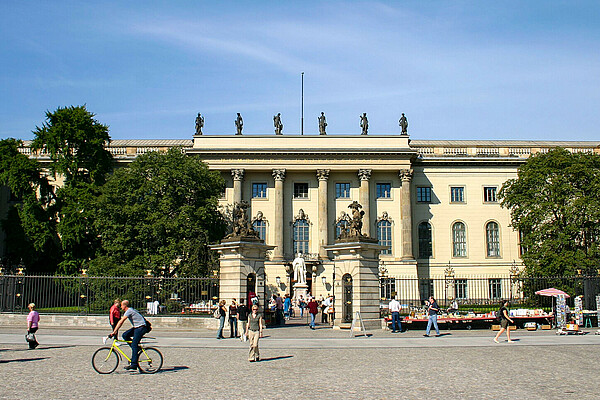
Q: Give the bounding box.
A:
[1,324,600,399]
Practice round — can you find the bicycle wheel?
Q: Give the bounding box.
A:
[92,347,119,374]
[137,347,163,374]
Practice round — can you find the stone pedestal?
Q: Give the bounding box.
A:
[210,238,275,310]
[293,283,309,301]
[324,240,387,330]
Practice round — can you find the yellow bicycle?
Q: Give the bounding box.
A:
[92,337,163,374]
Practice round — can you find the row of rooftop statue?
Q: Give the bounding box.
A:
[195,112,408,136]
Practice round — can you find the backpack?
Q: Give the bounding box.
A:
[145,318,152,332]
[213,308,220,319]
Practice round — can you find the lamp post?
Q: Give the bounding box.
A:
[444,264,455,307]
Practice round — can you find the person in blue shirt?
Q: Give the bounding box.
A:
[283,294,291,321]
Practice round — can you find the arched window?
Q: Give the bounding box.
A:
[418,222,432,258]
[452,222,467,257]
[486,221,500,257]
[377,220,392,255]
[293,219,309,255]
[252,219,266,241]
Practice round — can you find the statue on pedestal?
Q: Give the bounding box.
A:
[399,113,408,135]
[274,113,283,135]
[195,113,204,135]
[360,113,368,135]
[292,254,307,285]
[225,200,260,241]
[318,112,327,135]
[235,113,243,135]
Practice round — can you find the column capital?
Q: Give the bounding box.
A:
[316,169,330,181]
[399,169,413,182]
[272,168,286,181]
[357,169,372,181]
[231,168,245,181]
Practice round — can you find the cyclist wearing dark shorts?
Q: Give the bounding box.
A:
[110,300,148,370]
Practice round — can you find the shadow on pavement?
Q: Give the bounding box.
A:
[0,357,49,364]
[38,345,77,350]
[256,355,293,362]
[156,366,190,373]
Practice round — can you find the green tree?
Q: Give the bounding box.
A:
[500,148,600,276]
[88,148,226,276]
[0,139,59,272]
[31,105,113,185]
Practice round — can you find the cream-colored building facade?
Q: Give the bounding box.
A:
[11,136,600,300]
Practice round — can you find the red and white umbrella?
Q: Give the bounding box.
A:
[535,288,570,298]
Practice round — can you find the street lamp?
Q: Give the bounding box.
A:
[276,276,281,285]
[321,276,327,286]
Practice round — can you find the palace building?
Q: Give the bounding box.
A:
[9,134,600,300]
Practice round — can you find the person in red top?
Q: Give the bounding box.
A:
[307,297,319,330]
[109,299,121,334]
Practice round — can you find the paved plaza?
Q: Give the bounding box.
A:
[1,321,599,399]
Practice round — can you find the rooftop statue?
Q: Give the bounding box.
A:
[195,113,204,135]
[399,113,408,135]
[274,113,283,135]
[235,113,243,135]
[360,113,368,135]
[318,112,327,135]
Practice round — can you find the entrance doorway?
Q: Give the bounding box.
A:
[247,273,256,306]
[342,273,353,322]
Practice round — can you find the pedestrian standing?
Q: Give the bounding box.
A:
[283,294,291,320]
[26,303,40,349]
[494,300,515,343]
[319,295,327,323]
[229,299,239,338]
[238,299,249,342]
[246,304,264,362]
[307,297,319,329]
[216,300,227,339]
[275,293,284,325]
[424,296,440,337]
[298,295,306,317]
[389,296,402,333]
[109,299,121,336]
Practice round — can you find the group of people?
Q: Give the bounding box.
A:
[214,298,264,361]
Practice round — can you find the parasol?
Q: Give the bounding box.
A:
[535,288,570,298]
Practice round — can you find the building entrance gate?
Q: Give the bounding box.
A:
[342,274,353,323]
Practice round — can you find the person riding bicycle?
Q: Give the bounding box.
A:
[110,299,148,370]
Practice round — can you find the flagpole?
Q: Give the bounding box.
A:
[301,72,304,135]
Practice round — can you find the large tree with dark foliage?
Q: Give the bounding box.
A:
[500,148,600,276]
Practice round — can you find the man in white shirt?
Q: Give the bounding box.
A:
[389,296,402,333]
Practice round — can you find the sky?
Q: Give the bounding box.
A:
[1,1,599,141]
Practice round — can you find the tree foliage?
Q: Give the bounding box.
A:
[31,105,113,185]
[88,148,226,276]
[500,148,600,276]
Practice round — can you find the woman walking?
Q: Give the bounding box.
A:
[216,300,227,339]
[26,303,40,349]
[245,304,264,362]
[494,300,515,343]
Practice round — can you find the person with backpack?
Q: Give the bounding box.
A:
[494,299,515,343]
[216,299,227,339]
[110,300,149,370]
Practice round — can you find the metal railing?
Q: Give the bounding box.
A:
[380,275,600,312]
[0,275,219,315]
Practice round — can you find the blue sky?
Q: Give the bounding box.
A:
[1,1,599,141]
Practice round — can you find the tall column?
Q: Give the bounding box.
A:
[272,169,286,260]
[399,169,415,260]
[316,169,330,259]
[358,169,372,237]
[231,169,245,205]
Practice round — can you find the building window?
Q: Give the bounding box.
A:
[420,279,434,301]
[376,183,391,199]
[455,279,468,299]
[293,219,309,254]
[418,222,432,258]
[417,187,431,203]
[377,220,392,255]
[484,187,497,203]
[518,230,527,257]
[252,183,267,198]
[486,221,500,257]
[450,186,464,203]
[335,183,350,199]
[293,183,309,199]
[380,278,396,301]
[489,278,502,300]
[252,220,266,241]
[452,222,467,257]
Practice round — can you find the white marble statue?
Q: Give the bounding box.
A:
[292,254,307,285]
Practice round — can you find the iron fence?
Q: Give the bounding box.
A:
[0,275,219,315]
[380,275,600,313]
